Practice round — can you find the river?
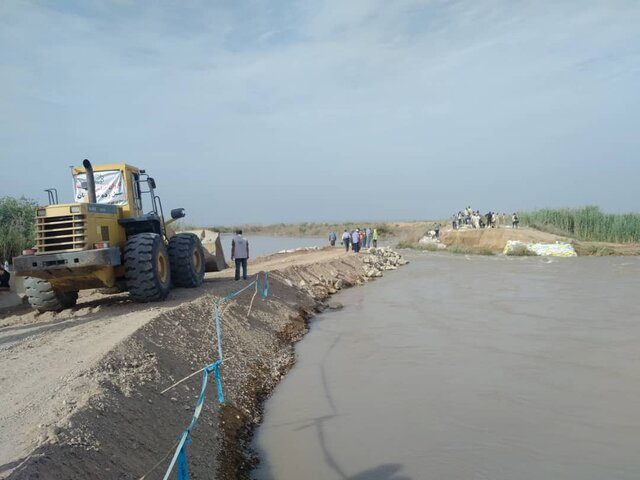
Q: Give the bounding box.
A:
[253,253,640,480]
[219,234,390,259]
[219,234,327,259]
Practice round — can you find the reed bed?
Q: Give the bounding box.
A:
[518,206,640,243]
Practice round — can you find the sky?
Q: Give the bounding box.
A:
[1,0,639,225]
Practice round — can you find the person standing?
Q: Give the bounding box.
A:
[512,213,519,229]
[372,228,379,248]
[329,231,337,246]
[342,229,351,252]
[0,264,10,289]
[485,212,493,228]
[365,227,372,248]
[231,229,249,281]
[351,229,360,253]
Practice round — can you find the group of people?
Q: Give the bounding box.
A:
[331,227,378,253]
[451,207,519,230]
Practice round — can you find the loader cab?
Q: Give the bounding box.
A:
[72,162,180,238]
[72,163,146,219]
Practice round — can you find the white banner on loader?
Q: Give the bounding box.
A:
[73,170,127,205]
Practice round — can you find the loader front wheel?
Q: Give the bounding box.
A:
[24,278,78,313]
[124,233,171,302]
[168,233,205,288]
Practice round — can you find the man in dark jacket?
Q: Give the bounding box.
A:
[0,264,10,288]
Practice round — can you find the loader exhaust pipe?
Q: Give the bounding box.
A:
[83,159,97,204]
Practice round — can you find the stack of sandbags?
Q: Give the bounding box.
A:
[504,240,577,257]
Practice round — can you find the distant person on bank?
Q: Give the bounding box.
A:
[342,230,351,252]
[0,264,10,289]
[372,228,379,248]
[231,230,249,281]
[512,213,519,229]
[329,231,337,246]
[351,229,360,253]
[365,227,372,248]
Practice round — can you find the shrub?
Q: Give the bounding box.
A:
[0,196,37,263]
[448,245,473,255]
[505,244,536,256]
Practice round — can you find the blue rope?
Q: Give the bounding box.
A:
[163,365,211,480]
[163,272,269,480]
[213,304,224,362]
[177,438,190,480]
[256,271,269,299]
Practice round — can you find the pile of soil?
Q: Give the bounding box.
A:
[440,227,564,251]
[0,248,406,479]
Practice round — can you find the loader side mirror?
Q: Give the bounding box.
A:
[148,178,157,189]
[171,208,186,220]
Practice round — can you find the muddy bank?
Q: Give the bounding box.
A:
[3,248,406,479]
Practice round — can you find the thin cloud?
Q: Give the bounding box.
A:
[1,1,639,223]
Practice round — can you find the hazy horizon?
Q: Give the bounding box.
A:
[2,1,639,225]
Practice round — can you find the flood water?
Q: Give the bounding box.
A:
[219,234,391,259]
[253,254,640,480]
[219,234,327,259]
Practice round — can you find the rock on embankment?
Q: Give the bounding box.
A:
[6,249,407,480]
[361,247,409,278]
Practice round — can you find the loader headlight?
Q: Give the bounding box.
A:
[70,206,82,214]
[36,209,46,216]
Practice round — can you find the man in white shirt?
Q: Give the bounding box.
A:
[341,230,351,252]
[351,229,360,253]
[231,230,249,280]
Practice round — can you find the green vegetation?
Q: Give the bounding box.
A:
[447,245,495,256]
[0,196,37,263]
[474,246,496,256]
[396,241,438,251]
[579,244,615,256]
[504,244,536,256]
[519,206,640,243]
[447,245,473,255]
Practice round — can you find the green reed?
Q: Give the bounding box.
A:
[518,206,640,243]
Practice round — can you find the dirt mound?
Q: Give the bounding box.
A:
[440,227,563,251]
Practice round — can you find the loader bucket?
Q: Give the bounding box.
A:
[203,234,228,272]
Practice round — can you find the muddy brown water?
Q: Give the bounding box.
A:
[253,254,640,480]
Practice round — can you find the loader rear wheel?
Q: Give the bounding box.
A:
[168,233,205,288]
[124,233,171,302]
[24,278,78,313]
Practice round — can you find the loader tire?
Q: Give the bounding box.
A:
[124,233,171,302]
[24,277,78,313]
[168,233,205,288]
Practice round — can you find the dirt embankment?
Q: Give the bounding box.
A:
[438,227,640,255]
[440,227,563,250]
[0,247,406,479]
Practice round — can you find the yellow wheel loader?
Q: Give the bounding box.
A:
[12,160,226,312]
